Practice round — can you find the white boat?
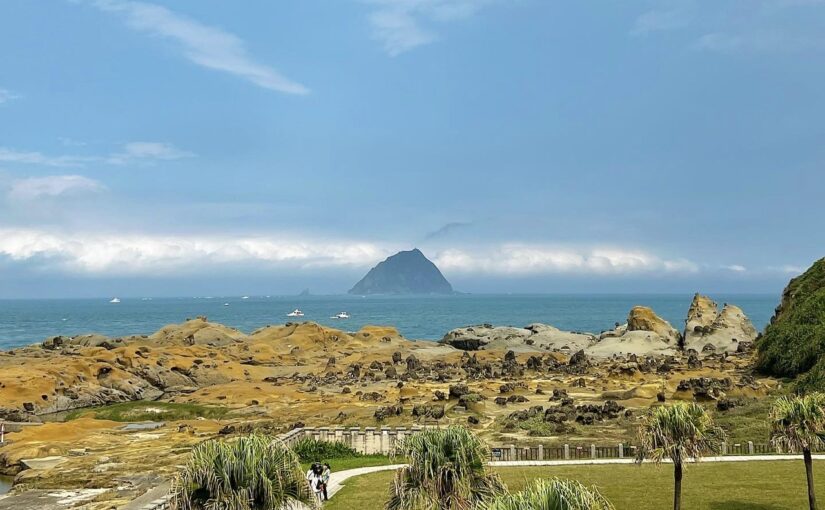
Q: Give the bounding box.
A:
[109,298,121,304]
[223,302,230,306]
[287,309,304,317]
[331,311,350,319]
[241,296,249,300]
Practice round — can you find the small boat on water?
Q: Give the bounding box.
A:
[287,309,304,317]
[331,312,350,319]
[241,296,249,300]
[109,298,121,304]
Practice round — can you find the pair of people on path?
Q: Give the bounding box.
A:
[306,462,331,504]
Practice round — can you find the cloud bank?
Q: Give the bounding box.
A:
[0,141,192,168]
[91,0,309,94]
[0,229,704,278]
[433,245,699,276]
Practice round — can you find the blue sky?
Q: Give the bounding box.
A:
[1,0,824,297]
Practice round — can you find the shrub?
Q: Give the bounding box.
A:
[292,438,360,461]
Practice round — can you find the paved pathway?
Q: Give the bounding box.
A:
[121,481,171,510]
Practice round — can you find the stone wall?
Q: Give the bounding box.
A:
[281,426,426,455]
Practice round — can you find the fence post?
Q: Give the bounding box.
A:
[748,441,754,455]
[509,445,517,461]
[591,444,596,459]
[538,444,544,460]
[618,443,624,459]
[564,444,570,460]
[721,442,727,456]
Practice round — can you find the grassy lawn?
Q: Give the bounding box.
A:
[326,460,825,510]
[65,401,229,422]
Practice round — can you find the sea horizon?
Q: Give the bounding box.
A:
[0,293,779,351]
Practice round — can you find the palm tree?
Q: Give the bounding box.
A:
[386,426,505,510]
[769,392,825,510]
[635,402,724,510]
[480,478,613,510]
[171,434,316,510]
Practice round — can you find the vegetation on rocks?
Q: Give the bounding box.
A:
[66,401,229,422]
[757,257,825,390]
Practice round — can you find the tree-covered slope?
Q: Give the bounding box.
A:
[756,257,825,390]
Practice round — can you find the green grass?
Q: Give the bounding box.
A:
[713,398,774,445]
[326,460,825,510]
[65,401,229,422]
[300,454,395,473]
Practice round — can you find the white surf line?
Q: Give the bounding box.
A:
[324,455,825,501]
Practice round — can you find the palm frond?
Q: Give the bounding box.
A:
[635,402,725,466]
[769,392,825,453]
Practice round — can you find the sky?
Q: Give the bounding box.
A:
[1,0,824,298]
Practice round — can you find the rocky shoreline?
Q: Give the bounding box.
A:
[0,294,772,507]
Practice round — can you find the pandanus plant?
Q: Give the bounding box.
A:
[480,478,614,510]
[385,426,505,510]
[770,392,825,510]
[171,434,316,510]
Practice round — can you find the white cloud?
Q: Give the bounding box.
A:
[432,245,699,276]
[8,175,105,201]
[106,142,194,164]
[0,148,93,167]
[0,142,193,168]
[366,0,492,56]
[0,88,21,105]
[630,3,693,36]
[90,0,309,95]
[0,228,391,275]
[724,264,747,272]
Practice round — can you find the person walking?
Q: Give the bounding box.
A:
[320,463,331,501]
[306,462,323,505]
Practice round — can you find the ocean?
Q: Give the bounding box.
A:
[0,294,778,351]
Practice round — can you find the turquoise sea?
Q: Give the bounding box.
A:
[0,294,778,351]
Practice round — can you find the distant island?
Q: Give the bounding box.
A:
[348,248,454,295]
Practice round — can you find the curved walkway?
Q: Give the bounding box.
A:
[324,454,825,502]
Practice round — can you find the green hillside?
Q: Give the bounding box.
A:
[756,257,825,390]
